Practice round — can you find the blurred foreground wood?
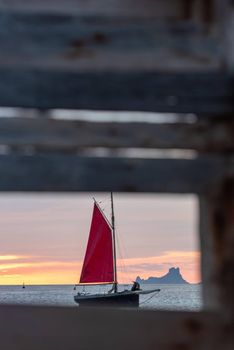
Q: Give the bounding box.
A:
[0,305,233,350]
[0,0,233,349]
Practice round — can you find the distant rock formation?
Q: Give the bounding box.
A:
[136,267,189,284]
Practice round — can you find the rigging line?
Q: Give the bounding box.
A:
[139,291,160,307]
[116,227,132,283]
[99,197,109,210]
[116,233,127,279]
[111,192,118,292]
[99,193,111,215]
[93,197,113,229]
[112,209,130,284]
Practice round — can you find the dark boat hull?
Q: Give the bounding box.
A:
[74,291,139,308]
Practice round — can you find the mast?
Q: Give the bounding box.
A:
[111,192,118,293]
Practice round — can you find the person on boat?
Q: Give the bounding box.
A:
[131,281,140,291]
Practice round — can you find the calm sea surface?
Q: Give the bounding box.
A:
[0,284,202,311]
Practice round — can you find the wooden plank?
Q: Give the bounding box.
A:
[0,0,192,17]
[222,1,234,69]
[199,195,218,310]
[0,305,233,350]
[0,118,234,152]
[199,176,234,315]
[0,154,232,193]
[210,0,234,70]
[0,2,228,112]
[0,71,233,113]
[0,10,219,71]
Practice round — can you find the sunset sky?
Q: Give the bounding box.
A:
[0,193,200,285]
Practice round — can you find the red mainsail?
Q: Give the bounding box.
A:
[79,203,114,284]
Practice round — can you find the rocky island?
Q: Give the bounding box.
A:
[136,267,189,284]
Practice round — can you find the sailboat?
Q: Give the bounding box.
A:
[74,193,160,307]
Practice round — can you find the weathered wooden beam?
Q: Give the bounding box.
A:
[0,10,219,71]
[0,1,230,115]
[0,0,206,18]
[0,305,233,350]
[199,176,234,315]
[0,117,233,153]
[199,194,218,311]
[216,0,234,70]
[0,2,229,113]
[0,154,232,193]
[0,70,233,113]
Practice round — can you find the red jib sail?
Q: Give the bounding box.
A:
[79,203,114,284]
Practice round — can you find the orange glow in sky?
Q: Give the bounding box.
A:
[0,194,200,285]
[0,251,200,285]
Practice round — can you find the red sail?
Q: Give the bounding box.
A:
[79,203,114,284]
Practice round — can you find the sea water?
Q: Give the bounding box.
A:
[0,284,202,310]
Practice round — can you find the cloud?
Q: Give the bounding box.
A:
[0,260,81,272]
[0,250,200,285]
[117,251,200,283]
[0,255,32,262]
[0,255,20,261]
[118,250,199,268]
